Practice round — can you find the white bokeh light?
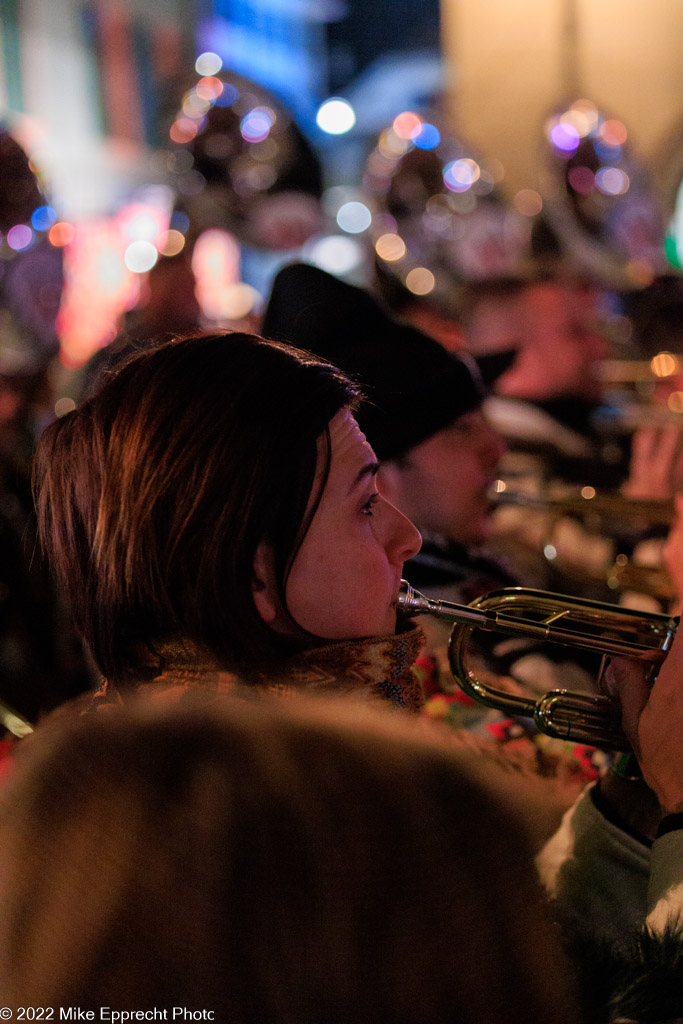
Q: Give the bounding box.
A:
[195,52,223,76]
[336,201,372,234]
[124,240,159,274]
[316,98,356,135]
[306,234,362,275]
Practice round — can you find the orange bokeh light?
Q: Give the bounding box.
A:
[49,222,75,247]
[169,118,199,144]
[196,76,224,101]
[392,112,422,140]
[600,119,628,146]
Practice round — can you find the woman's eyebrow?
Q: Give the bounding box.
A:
[348,461,380,494]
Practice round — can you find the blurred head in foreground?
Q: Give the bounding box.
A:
[0,696,578,1023]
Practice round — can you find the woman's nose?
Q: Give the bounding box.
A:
[385,500,422,564]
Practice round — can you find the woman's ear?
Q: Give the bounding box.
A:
[252,542,279,624]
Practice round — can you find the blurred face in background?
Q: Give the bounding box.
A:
[465,293,525,361]
[378,409,507,546]
[494,282,610,403]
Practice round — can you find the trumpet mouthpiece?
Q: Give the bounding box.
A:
[398,579,419,613]
[398,580,445,616]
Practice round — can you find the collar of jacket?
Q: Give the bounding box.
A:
[90,621,426,714]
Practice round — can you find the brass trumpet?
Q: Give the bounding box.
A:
[492,484,675,525]
[608,556,677,602]
[599,353,683,385]
[491,483,676,601]
[594,353,683,431]
[399,581,677,749]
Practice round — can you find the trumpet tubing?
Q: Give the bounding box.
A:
[593,353,683,432]
[492,485,675,525]
[598,354,683,385]
[492,484,676,601]
[608,558,677,601]
[593,403,683,432]
[399,581,677,749]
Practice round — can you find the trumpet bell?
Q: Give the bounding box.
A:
[399,581,677,749]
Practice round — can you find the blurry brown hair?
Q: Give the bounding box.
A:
[33,333,359,682]
[0,696,578,1023]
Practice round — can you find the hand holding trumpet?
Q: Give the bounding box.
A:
[663,494,683,616]
[603,443,683,803]
[603,616,683,818]
[624,423,683,500]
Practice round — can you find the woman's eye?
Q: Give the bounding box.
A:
[361,493,380,516]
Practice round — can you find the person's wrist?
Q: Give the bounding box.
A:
[597,768,663,843]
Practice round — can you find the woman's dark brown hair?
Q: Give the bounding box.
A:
[0,696,579,1023]
[33,333,359,682]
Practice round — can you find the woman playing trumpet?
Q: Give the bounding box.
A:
[35,332,423,709]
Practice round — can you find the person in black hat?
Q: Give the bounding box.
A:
[262,262,513,602]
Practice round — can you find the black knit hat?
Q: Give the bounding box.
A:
[262,263,499,461]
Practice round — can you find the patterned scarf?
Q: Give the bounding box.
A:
[89,622,426,714]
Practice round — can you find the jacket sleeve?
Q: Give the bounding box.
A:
[647,828,683,933]
[536,782,651,941]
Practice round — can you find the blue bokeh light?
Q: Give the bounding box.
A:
[413,123,440,150]
[31,205,57,231]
